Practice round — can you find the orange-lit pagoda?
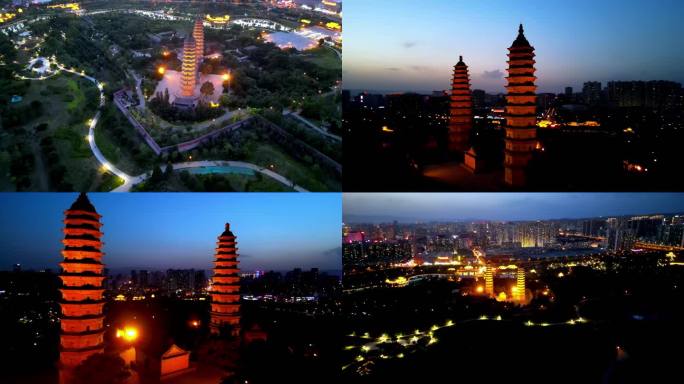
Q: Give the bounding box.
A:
[59,193,106,369]
[180,35,198,98]
[193,18,205,69]
[448,55,473,155]
[504,24,538,187]
[210,223,241,336]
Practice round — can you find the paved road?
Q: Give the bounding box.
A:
[131,71,145,110]
[113,161,309,192]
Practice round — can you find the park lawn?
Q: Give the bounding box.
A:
[220,173,293,192]
[245,142,338,192]
[0,74,102,190]
[65,78,85,112]
[301,47,341,71]
[95,171,125,192]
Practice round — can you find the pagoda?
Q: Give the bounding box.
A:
[210,223,241,336]
[180,35,198,98]
[448,55,473,156]
[192,18,205,70]
[59,193,106,369]
[504,24,538,187]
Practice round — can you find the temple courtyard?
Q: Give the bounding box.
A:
[153,70,225,105]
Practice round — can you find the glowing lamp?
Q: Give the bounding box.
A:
[222,73,230,81]
[158,66,166,75]
[123,327,138,341]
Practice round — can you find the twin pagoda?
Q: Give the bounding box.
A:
[58,193,241,376]
[448,24,538,187]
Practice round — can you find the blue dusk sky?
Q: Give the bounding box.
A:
[0,193,342,272]
[343,0,684,93]
[343,193,684,223]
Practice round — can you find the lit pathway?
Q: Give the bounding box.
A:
[113,161,309,192]
[57,64,133,185]
[343,315,590,371]
[16,59,135,187]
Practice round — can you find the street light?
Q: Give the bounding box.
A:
[116,326,139,342]
[158,66,166,75]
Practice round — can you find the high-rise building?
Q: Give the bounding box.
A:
[448,55,473,155]
[180,36,197,98]
[139,269,149,288]
[192,18,205,70]
[58,193,105,370]
[484,265,494,297]
[210,224,241,336]
[564,87,573,97]
[582,81,602,106]
[471,89,486,108]
[504,25,537,187]
[607,80,682,109]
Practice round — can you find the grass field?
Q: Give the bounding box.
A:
[244,142,338,192]
[301,47,341,71]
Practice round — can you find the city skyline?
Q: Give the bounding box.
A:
[343,0,684,93]
[343,193,684,223]
[0,193,342,272]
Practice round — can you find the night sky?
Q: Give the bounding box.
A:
[343,0,684,93]
[0,193,342,272]
[343,193,684,223]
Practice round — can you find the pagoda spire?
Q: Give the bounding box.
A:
[59,193,105,370]
[210,223,241,336]
[448,54,473,155]
[504,24,537,186]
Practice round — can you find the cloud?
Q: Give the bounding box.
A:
[402,41,418,48]
[482,69,504,79]
[410,65,430,71]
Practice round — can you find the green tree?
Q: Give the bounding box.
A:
[200,81,215,102]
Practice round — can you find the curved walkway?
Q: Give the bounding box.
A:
[113,161,309,192]
[17,59,305,192]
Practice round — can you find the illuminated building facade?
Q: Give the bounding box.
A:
[504,24,537,187]
[448,56,473,155]
[59,193,105,369]
[192,19,205,70]
[210,224,241,336]
[484,266,494,296]
[180,36,197,98]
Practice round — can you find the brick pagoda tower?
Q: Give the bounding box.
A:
[448,55,473,155]
[180,35,198,98]
[504,24,538,187]
[59,193,106,369]
[210,223,241,336]
[192,18,204,70]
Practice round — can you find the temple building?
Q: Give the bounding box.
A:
[448,55,473,156]
[210,223,241,336]
[192,18,205,70]
[504,24,538,187]
[58,193,106,371]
